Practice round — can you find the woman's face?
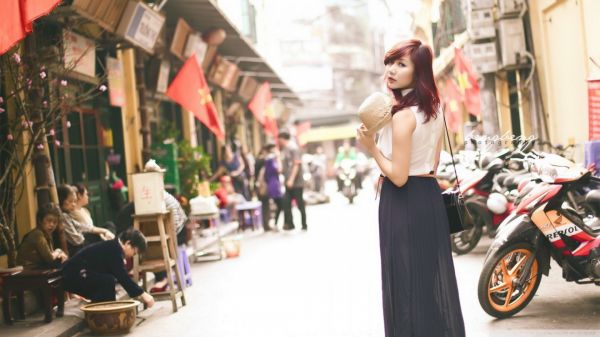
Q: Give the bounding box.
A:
[385,55,415,90]
[41,214,59,233]
[62,192,78,212]
[77,188,89,207]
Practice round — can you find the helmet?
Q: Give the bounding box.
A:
[487,192,508,214]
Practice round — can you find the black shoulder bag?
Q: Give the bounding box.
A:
[441,113,473,234]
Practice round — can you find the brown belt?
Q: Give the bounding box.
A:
[376,172,435,199]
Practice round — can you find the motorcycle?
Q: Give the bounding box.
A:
[449,144,532,255]
[337,158,358,203]
[477,148,600,318]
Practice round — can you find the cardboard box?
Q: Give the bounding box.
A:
[116,1,165,54]
[132,172,166,215]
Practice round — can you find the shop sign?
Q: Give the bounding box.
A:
[170,18,192,60]
[116,1,165,54]
[589,78,600,140]
[156,60,170,94]
[63,30,96,78]
[106,57,125,106]
[72,0,128,33]
[184,33,207,64]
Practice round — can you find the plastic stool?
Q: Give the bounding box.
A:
[177,245,193,288]
[219,209,230,223]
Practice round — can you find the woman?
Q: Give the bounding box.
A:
[356,39,465,336]
[263,144,284,228]
[58,184,113,255]
[210,143,249,199]
[72,183,116,243]
[61,228,155,306]
[17,203,68,270]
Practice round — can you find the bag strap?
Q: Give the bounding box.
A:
[442,111,461,193]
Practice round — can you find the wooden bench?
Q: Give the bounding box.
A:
[1,269,64,324]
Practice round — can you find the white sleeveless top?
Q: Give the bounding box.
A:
[376,103,444,176]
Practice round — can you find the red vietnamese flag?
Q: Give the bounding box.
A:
[0,1,28,55]
[442,78,463,133]
[23,0,62,32]
[248,81,278,138]
[167,55,224,140]
[294,121,311,146]
[454,48,481,117]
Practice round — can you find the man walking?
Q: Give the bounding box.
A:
[278,131,307,231]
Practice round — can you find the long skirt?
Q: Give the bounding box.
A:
[378,176,465,337]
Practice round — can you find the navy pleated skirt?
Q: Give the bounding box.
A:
[378,176,465,337]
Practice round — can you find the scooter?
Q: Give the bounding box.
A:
[478,149,600,318]
[337,158,358,204]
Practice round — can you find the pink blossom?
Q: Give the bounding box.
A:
[66,121,71,128]
[12,54,21,64]
[49,129,55,136]
[40,71,47,79]
[36,144,44,150]
[28,121,34,127]
[21,120,29,128]
[54,140,61,147]
[0,97,3,104]
[43,101,48,108]
[60,80,68,86]
[99,85,107,92]
[7,134,13,141]
[0,108,4,114]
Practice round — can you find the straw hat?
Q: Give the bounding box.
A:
[357,92,393,135]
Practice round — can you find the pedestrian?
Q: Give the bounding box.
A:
[278,131,307,231]
[210,143,249,200]
[260,143,284,230]
[61,228,155,307]
[356,39,465,336]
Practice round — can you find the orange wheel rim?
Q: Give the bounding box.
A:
[487,248,538,312]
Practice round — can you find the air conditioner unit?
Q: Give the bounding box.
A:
[465,42,498,74]
[499,0,525,16]
[467,0,495,10]
[498,18,527,67]
[468,9,496,40]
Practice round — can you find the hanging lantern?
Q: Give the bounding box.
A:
[202,28,226,46]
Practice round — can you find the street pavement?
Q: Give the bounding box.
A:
[76,180,600,337]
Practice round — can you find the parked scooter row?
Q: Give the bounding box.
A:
[476,141,600,318]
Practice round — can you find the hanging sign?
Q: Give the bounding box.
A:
[116,1,165,54]
[106,57,125,106]
[63,30,96,78]
[589,79,600,141]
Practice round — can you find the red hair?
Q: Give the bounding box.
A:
[384,39,440,123]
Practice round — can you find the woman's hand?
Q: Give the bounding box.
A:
[139,292,155,308]
[53,249,68,262]
[100,229,115,241]
[356,124,376,155]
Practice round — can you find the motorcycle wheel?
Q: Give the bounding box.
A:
[450,224,482,255]
[478,242,542,319]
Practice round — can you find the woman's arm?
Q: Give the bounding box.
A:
[357,108,416,188]
[208,166,226,182]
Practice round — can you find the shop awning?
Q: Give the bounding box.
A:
[164,0,301,104]
[299,124,357,144]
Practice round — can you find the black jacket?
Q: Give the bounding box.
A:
[62,239,143,298]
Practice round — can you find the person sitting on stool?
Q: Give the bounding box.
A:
[61,229,155,307]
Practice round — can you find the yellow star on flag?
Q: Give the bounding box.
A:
[198,88,213,105]
[456,70,471,94]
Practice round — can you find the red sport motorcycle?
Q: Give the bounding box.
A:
[478,150,600,318]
